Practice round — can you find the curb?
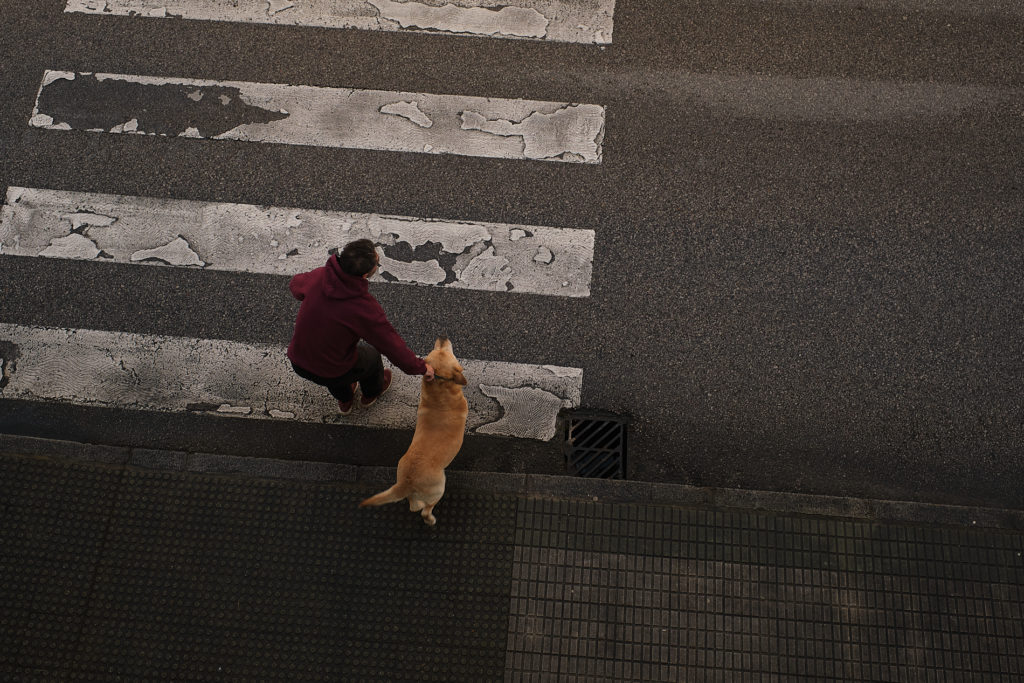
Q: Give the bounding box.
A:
[3,432,1023,531]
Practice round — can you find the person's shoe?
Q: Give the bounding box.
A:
[360,370,392,408]
[337,383,358,415]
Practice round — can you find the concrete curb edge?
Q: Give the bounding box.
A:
[3,432,1022,531]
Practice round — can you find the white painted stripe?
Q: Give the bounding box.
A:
[0,187,594,297]
[65,0,615,44]
[0,323,582,441]
[31,71,605,164]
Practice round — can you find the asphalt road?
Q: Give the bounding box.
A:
[1,0,1022,507]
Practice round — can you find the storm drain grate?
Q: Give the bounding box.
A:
[564,412,628,479]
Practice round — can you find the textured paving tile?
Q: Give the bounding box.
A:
[78,468,515,680]
[0,456,123,671]
[1,455,516,681]
[507,498,1024,682]
[5,451,1024,681]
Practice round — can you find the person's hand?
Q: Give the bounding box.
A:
[423,363,435,381]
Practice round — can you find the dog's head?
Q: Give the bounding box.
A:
[426,336,467,386]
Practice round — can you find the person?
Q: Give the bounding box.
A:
[287,239,434,415]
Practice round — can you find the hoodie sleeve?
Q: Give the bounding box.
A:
[288,267,322,301]
[352,301,428,376]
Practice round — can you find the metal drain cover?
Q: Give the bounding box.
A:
[564,411,629,479]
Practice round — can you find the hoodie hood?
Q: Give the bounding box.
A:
[322,254,369,300]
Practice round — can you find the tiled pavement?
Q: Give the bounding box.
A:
[1,434,1023,681]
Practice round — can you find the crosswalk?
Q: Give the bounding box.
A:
[31,71,605,163]
[0,323,582,440]
[65,0,615,44]
[0,1,613,441]
[0,187,595,296]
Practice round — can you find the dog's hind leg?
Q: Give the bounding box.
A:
[420,504,437,526]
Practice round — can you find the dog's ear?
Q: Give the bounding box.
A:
[453,367,468,386]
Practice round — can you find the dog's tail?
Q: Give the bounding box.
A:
[359,484,409,508]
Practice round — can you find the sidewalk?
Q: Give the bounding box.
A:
[1,433,1022,682]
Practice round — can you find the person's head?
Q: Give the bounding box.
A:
[338,239,379,278]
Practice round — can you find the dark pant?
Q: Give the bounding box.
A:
[291,342,385,402]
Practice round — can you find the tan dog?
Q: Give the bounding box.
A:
[360,336,468,525]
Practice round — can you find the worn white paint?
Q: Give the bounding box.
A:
[367,0,548,38]
[0,187,594,297]
[130,237,205,266]
[0,323,581,440]
[64,0,615,44]
[32,71,605,164]
[38,233,102,259]
[380,100,433,128]
[460,105,604,163]
[477,384,565,440]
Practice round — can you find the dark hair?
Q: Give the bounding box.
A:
[338,239,378,276]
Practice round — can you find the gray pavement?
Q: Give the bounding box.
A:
[3,433,1023,681]
[3,4,1023,678]
[1,0,1022,509]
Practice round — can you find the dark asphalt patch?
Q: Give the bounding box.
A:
[34,73,288,138]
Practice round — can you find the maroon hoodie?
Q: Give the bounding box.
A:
[286,255,427,378]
